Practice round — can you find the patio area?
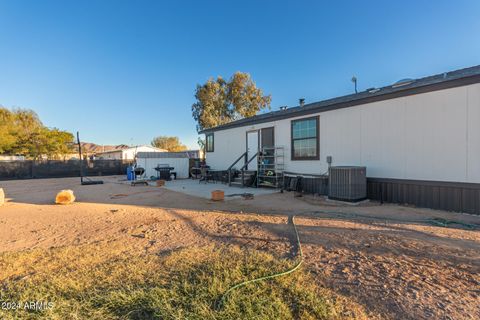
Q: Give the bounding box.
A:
[163,178,278,200]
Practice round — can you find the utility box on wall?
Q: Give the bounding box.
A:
[328,166,367,202]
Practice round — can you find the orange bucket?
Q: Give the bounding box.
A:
[211,190,224,201]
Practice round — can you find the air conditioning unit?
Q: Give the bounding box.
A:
[328,166,367,202]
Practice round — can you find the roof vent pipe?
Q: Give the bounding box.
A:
[299,98,305,107]
[351,76,358,93]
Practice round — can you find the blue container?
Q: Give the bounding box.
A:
[127,166,134,181]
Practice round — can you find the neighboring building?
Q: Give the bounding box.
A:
[136,150,202,179]
[201,65,480,214]
[183,149,203,159]
[95,145,167,160]
[80,143,129,159]
[63,143,131,160]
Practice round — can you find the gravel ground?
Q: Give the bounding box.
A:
[0,176,479,319]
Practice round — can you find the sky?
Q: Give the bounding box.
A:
[0,0,479,149]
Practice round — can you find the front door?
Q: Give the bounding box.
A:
[246,131,259,170]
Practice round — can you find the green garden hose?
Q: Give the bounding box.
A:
[215,209,478,310]
[216,215,303,310]
[309,209,479,230]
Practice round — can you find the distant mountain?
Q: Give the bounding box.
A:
[80,143,129,154]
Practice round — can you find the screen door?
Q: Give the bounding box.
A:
[246,131,259,170]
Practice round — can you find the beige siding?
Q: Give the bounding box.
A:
[467,85,480,182]
[206,83,480,183]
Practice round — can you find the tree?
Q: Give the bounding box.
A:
[0,106,74,159]
[44,129,75,160]
[0,108,17,154]
[197,137,205,154]
[151,136,187,152]
[191,72,271,132]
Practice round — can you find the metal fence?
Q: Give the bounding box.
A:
[0,160,129,180]
[283,175,480,215]
[367,177,480,215]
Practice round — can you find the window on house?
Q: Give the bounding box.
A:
[206,133,214,152]
[291,116,319,160]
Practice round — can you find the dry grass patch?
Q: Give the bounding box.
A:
[0,242,373,319]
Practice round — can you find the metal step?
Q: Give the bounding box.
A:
[233,173,255,181]
[232,178,253,184]
[233,173,254,178]
[230,170,257,187]
[234,173,255,178]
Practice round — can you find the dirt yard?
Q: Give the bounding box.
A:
[0,176,479,319]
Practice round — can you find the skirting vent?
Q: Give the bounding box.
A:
[328,166,367,202]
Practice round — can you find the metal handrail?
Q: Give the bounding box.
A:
[227,152,247,186]
[228,152,247,171]
[240,152,258,171]
[240,151,259,186]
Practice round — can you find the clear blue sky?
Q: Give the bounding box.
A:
[1,1,479,148]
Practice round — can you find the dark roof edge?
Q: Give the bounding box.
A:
[200,68,480,134]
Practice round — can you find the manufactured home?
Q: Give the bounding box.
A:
[201,66,480,214]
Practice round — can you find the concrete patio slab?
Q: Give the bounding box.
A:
[163,179,278,200]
